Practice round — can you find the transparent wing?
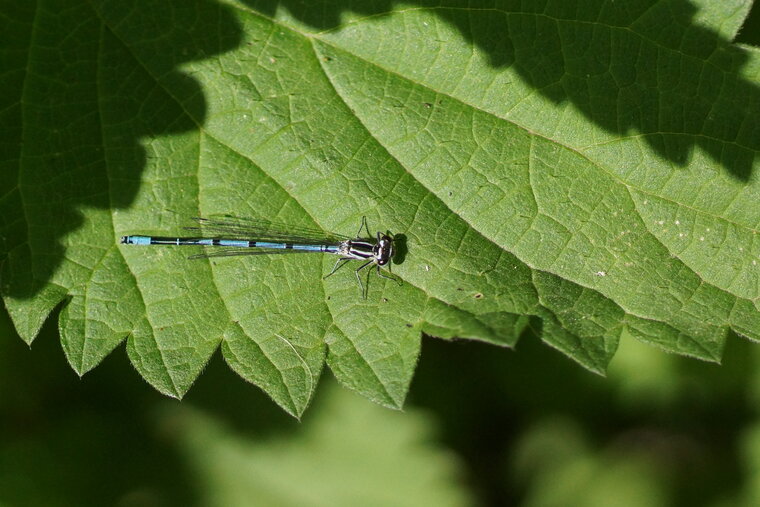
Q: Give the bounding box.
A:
[184,216,350,244]
[188,247,334,260]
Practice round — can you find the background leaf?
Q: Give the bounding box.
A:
[0,309,472,506]
[165,385,471,507]
[1,0,758,414]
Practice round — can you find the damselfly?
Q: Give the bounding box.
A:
[120,216,399,297]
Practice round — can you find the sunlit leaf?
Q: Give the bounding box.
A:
[2,0,758,414]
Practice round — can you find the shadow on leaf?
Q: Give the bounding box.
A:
[0,0,243,312]
[247,0,758,181]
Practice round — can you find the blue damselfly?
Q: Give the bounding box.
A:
[120,216,398,297]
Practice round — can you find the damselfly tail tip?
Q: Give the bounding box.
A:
[120,236,129,244]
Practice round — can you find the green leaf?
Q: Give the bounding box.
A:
[2,0,759,415]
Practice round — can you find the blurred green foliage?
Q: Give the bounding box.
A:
[3,294,760,506]
[0,304,470,507]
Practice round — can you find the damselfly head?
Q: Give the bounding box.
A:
[374,234,394,266]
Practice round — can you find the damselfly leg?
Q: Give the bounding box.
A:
[324,257,352,279]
